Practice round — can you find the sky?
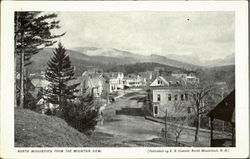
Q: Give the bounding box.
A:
[54,11,234,62]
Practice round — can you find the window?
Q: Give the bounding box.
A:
[174,94,178,101]
[158,80,162,84]
[181,94,184,101]
[185,94,188,101]
[168,94,171,101]
[154,106,158,115]
[157,94,161,102]
[187,107,191,114]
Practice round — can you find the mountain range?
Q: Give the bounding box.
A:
[167,53,234,67]
[71,47,234,67]
[29,46,235,76]
[71,47,200,69]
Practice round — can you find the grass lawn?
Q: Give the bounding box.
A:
[15,108,103,147]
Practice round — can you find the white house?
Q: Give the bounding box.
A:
[147,75,194,117]
[150,75,184,87]
[186,74,200,84]
[80,72,107,98]
[124,74,145,87]
[106,72,126,92]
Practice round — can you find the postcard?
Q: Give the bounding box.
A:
[0,1,249,158]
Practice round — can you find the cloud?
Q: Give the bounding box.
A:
[55,11,234,62]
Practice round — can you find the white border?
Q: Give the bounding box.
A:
[1,1,249,158]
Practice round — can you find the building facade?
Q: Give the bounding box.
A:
[148,87,192,117]
[147,75,193,118]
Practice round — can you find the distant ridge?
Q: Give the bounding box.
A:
[167,53,235,67]
[27,47,234,77]
[71,47,199,69]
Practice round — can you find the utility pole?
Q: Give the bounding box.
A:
[165,108,167,138]
[221,87,224,132]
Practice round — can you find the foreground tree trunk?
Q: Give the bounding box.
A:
[194,114,201,142]
[15,12,65,109]
[14,13,18,108]
[19,31,25,108]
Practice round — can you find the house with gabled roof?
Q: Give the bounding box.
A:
[150,75,184,87]
[102,72,125,92]
[138,71,155,86]
[124,73,145,87]
[30,78,59,113]
[147,75,193,117]
[80,71,108,98]
[207,89,235,147]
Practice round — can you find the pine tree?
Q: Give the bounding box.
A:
[15,11,65,108]
[45,43,79,114]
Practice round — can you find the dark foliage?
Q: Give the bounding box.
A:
[62,101,98,134]
[45,43,79,112]
[45,108,53,115]
[23,93,37,110]
[196,65,235,90]
[15,11,65,66]
[106,62,186,75]
[15,11,64,108]
[52,73,98,134]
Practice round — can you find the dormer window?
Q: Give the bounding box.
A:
[158,80,162,85]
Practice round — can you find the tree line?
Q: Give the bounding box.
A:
[105,62,185,75]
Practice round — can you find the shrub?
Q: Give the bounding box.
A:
[71,110,98,133]
[45,108,53,115]
[62,102,99,134]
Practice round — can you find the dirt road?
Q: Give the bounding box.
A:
[93,90,167,146]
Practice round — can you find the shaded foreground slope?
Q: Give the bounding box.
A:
[15,108,99,147]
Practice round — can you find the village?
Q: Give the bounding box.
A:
[16,65,234,147]
[19,67,200,116]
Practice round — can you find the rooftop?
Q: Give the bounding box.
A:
[207,89,235,123]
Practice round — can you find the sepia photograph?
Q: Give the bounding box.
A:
[1,1,249,158]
